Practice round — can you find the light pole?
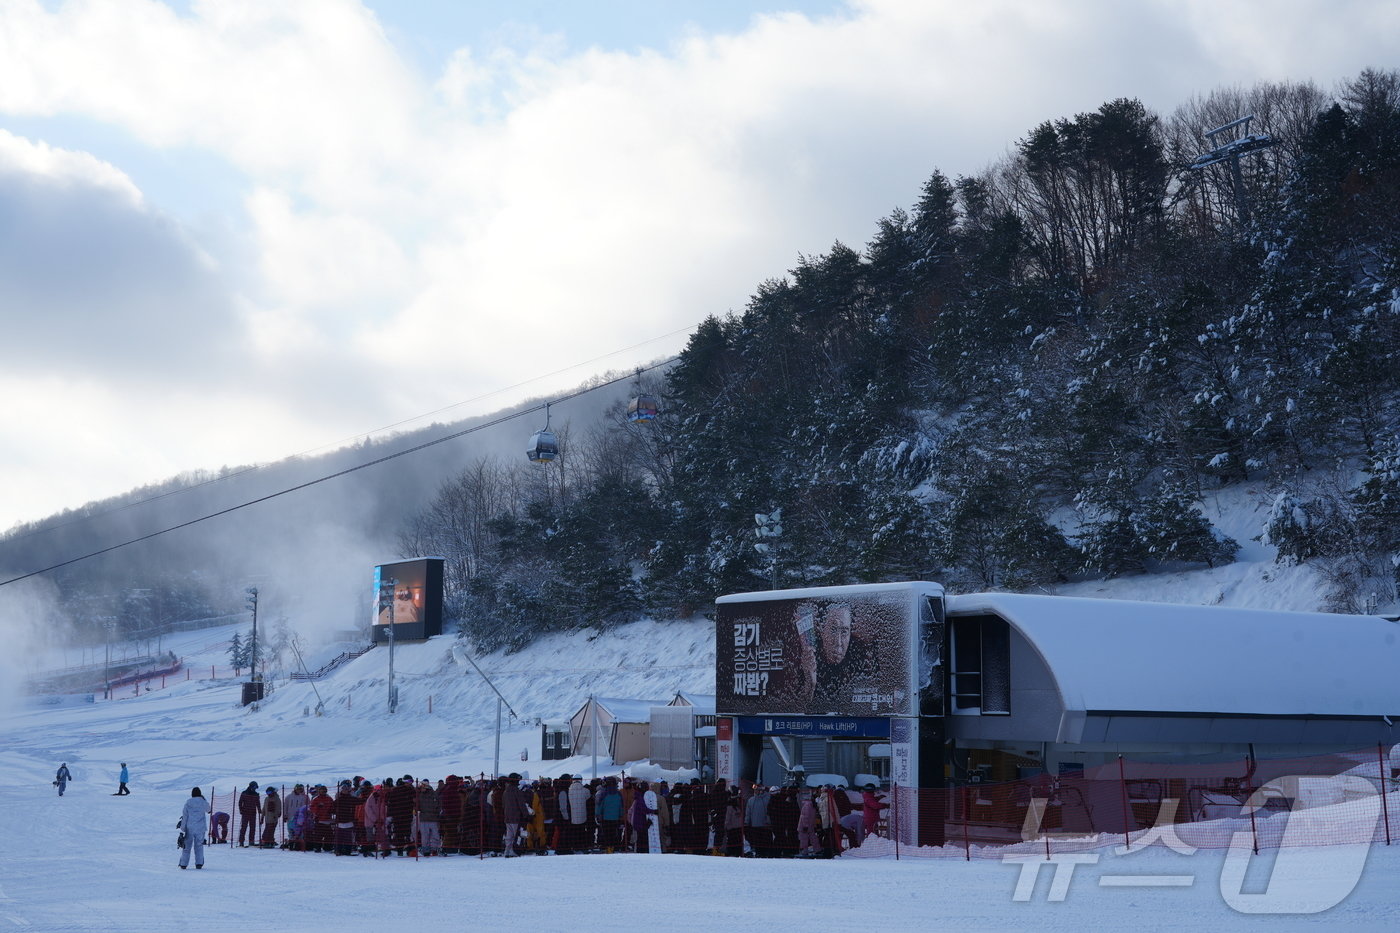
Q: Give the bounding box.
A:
[452,644,520,778]
[103,617,115,700]
[379,577,398,714]
[245,587,259,684]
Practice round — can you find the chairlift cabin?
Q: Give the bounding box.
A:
[527,403,559,463]
[527,428,558,463]
[626,393,659,423]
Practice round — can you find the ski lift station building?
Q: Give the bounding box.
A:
[714,582,1400,798]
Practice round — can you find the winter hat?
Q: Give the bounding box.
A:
[249,781,259,790]
[266,787,276,794]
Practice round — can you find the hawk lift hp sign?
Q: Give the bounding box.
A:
[715,581,948,846]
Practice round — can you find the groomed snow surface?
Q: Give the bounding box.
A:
[1,618,1396,932]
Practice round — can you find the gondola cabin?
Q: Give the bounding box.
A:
[527,429,559,463]
[627,394,659,423]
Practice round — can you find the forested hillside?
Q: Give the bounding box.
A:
[7,70,1400,653]
[422,70,1400,649]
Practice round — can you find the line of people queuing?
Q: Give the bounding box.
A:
[222,772,890,859]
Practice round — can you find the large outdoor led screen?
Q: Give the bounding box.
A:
[371,558,443,642]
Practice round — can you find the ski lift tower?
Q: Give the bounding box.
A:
[1188,114,1275,227]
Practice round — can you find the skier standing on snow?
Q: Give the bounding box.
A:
[498,773,525,857]
[178,787,211,869]
[744,785,772,857]
[631,780,661,853]
[416,778,442,856]
[113,763,130,795]
[565,775,588,853]
[55,763,72,796]
[237,781,261,846]
[261,786,281,847]
[860,784,888,843]
[282,784,309,841]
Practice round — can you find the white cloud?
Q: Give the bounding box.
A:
[0,128,141,202]
[1,0,1399,527]
[247,187,412,318]
[0,130,239,377]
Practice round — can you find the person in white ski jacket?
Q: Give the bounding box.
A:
[643,784,662,853]
[179,787,212,869]
[565,777,589,852]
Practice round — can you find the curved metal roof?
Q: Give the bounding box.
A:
[949,592,1400,717]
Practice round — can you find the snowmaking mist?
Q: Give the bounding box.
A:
[0,575,70,715]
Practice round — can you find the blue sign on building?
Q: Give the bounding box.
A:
[736,716,890,738]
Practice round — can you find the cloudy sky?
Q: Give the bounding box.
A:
[0,0,1396,531]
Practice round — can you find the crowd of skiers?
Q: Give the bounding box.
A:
[221,772,889,859]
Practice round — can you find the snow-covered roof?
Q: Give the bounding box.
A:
[951,592,1400,717]
[671,692,716,713]
[574,696,669,723]
[718,581,943,604]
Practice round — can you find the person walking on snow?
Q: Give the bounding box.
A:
[178,787,211,869]
[55,763,72,796]
[113,763,130,795]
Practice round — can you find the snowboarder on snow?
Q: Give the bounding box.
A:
[55,763,72,796]
[113,763,130,795]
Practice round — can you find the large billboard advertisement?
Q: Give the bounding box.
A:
[716,590,917,717]
[371,558,444,642]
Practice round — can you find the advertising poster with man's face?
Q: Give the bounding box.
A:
[717,593,913,716]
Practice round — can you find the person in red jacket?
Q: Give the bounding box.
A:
[333,780,358,855]
[387,775,417,855]
[860,784,888,843]
[307,785,335,852]
[353,783,372,856]
[364,782,389,857]
[439,775,464,854]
